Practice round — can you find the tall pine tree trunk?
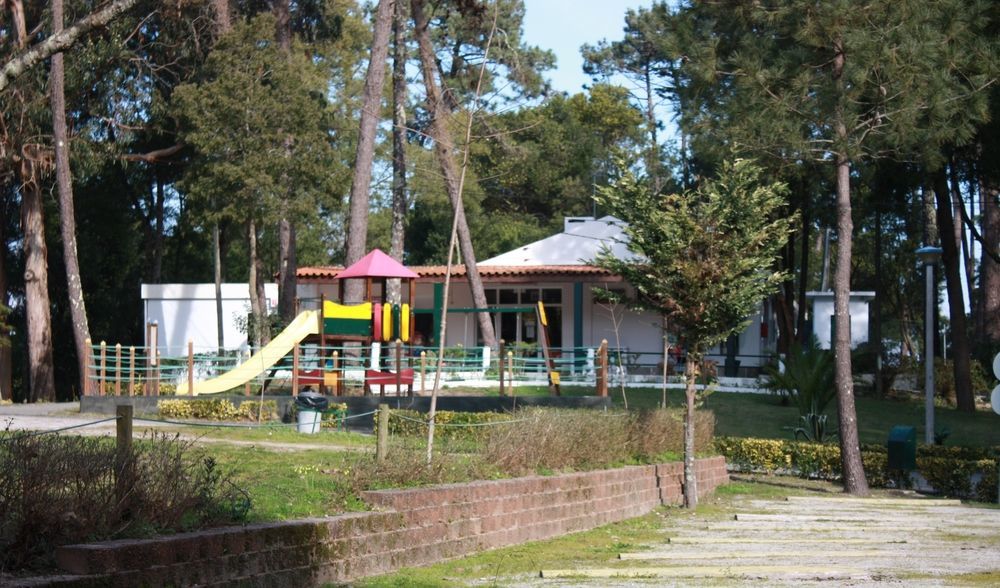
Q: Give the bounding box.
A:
[213,224,224,353]
[343,0,394,303]
[796,201,810,345]
[831,40,868,495]
[387,0,408,304]
[0,215,10,401]
[412,0,496,347]
[51,0,92,397]
[213,0,229,349]
[247,220,269,348]
[982,180,1000,345]
[21,177,55,402]
[682,350,699,508]
[643,64,661,194]
[274,0,298,321]
[873,206,883,397]
[933,172,975,412]
[949,164,975,308]
[833,150,869,495]
[152,173,164,282]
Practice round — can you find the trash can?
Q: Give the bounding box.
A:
[887,425,916,471]
[295,391,328,434]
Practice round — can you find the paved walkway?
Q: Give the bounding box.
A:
[540,493,1000,586]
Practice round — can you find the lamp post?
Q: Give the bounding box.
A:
[916,245,942,445]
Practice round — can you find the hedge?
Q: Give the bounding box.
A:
[715,436,999,502]
[158,399,278,422]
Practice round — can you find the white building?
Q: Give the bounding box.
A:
[140,283,278,354]
[297,216,779,376]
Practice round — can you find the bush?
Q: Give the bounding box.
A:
[481,408,715,475]
[388,409,515,443]
[0,431,249,571]
[335,448,500,503]
[158,399,278,421]
[715,436,997,500]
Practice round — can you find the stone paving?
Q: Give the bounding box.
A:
[539,494,1000,586]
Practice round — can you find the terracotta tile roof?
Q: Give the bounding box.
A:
[297,264,618,281]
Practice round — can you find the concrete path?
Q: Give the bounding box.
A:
[540,493,1000,586]
[0,402,371,452]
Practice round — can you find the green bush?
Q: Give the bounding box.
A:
[388,409,513,443]
[716,436,997,500]
[158,399,278,422]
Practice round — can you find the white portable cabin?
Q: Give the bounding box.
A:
[140,283,278,354]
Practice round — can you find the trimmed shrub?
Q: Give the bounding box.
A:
[716,436,996,500]
[158,399,278,422]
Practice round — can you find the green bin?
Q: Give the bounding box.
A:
[887,425,916,471]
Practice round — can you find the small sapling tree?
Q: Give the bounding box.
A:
[595,159,794,508]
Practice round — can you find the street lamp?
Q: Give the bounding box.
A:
[916,245,942,445]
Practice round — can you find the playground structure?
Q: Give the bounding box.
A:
[170,249,420,396]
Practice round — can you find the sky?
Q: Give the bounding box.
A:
[521,0,653,95]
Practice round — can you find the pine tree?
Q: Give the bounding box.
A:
[664,0,996,492]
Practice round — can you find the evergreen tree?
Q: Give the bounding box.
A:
[663,0,996,491]
[596,159,794,508]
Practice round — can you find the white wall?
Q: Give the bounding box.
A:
[809,292,874,350]
[141,283,277,354]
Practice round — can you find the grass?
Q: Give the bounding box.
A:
[159,424,377,447]
[455,384,1000,447]
[205,444,362,520]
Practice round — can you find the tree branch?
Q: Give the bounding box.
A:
[0,0,139,92]
[122,143,184,163]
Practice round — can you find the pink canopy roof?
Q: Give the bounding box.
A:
[335,249,420,280]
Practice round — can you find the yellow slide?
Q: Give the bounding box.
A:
[177,310,320,395]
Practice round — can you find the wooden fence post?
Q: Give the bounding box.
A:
[115,404,134,516]
[420,351,426,395]
[394,339,402,397]
[99,341,107,396]
[498,339,506,397]
[507,351,514,396]
[332,350,341,396]
[187,340,194,397]
[244,349,251,396]
[376,403,389,463]
[129,346,135,396]
[292,344,300,397]
[83,338,92,396]
[115,343,122,396]
[597,339,609,397]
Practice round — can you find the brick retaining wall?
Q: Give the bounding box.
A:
[29,457,727,587]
